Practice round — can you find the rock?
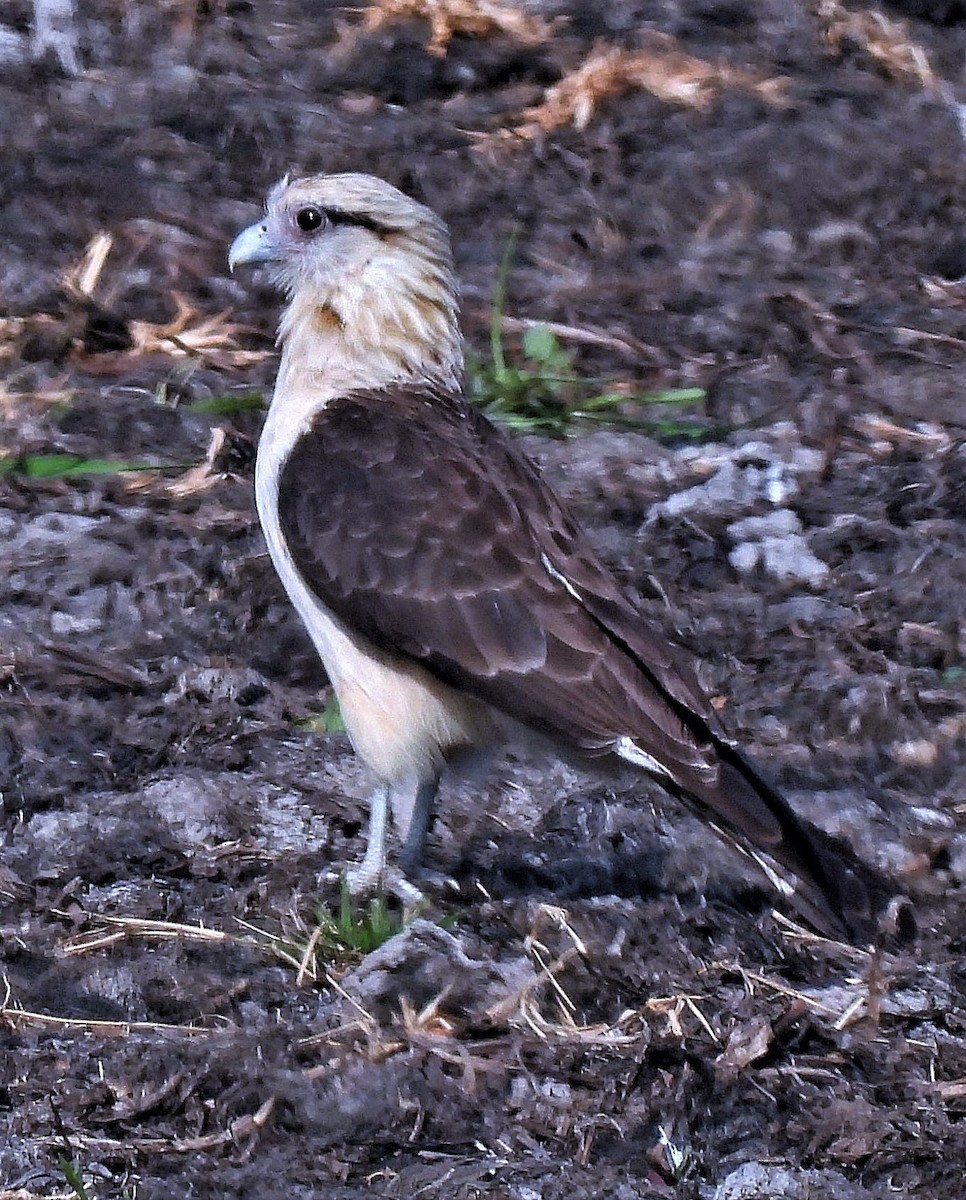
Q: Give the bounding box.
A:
[712,1161,867,1199]
[727,510,829,585]
[337,919,535,1026]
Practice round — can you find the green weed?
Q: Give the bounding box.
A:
[314,879,406,959]
[57,1157,138,1200]
[59,1157,93,1200]
[298,694,347,734]
[243,882,407,982]
[467,232,708,439]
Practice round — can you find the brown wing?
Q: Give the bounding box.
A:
[277,387,725,791]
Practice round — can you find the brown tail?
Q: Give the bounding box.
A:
[686,742,914,945]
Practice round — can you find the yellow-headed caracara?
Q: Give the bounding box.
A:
[229,173,911,945]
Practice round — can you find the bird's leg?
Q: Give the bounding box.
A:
[345,783,390,895]
[399,774,440,876]
[345,782,428,907]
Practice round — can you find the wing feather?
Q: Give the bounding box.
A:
[277,387,719,788]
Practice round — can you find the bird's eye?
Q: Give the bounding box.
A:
[295,206,325,233]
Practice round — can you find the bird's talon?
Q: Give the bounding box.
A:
[379,867,425,908]
[342,862,425,909]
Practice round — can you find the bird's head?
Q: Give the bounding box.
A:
[230,173,462,393]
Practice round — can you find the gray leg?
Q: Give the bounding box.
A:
[345,783,390,895]
[399,775,440,876]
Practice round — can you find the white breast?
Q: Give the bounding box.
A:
[254,382,492,785]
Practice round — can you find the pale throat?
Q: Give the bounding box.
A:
[274,247,463,404]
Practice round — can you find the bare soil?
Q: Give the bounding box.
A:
[2,2,966,1197]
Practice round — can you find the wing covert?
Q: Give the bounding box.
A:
[277,388,722,784]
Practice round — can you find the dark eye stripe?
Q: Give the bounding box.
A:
[323,208,395,235]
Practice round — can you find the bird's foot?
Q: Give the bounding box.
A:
[327,861,456,908]
[330,779,453,908]
[338,861,426,908]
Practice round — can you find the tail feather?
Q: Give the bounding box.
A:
[681,744,913,945]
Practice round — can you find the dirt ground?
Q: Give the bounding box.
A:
[2,1,966,1196]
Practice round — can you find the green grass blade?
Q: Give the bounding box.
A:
[58,1158,92,1200]
[186,392,266,416]
[490,228,519,376]
[0,453,172,479]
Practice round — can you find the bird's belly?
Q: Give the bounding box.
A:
[297,596,490,781]
[327,645,488,781]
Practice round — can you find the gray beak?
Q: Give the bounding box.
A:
[228,222,276,272]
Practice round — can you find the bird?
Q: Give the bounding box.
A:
[228,172,911,946]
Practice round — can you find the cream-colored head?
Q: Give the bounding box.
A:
[230,173,462,397]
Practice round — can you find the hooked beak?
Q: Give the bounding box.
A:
[228,222,276,272]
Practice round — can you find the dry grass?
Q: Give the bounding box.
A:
[2,901,917,1174]
[516,35,790,135]
[72,233,268,367]
[3,232,269,375]
[816,0,939,90]
[128,295,267,368]
[341,0,556,57]
[0,1192,71,1200]
[36,1095,277,1157]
